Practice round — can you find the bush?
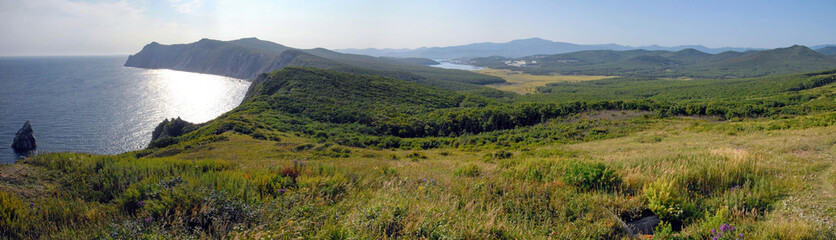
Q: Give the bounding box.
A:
[563,162,621,191]
[654,221,673,239]
[484,150,513,162]
[252,174,295,198]
[645,179,685,222]
[406,152,427,160]
[454,163,482,177]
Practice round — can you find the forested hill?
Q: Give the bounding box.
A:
[124,38,505,91]
[337,37,760,58]
[471,45,836,78]
[816,46,836,56]
[146,66,836,153]
[240,67,471,125]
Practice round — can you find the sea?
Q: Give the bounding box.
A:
[0,56,250,164]
[430,61,484,71]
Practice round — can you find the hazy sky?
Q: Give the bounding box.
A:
[1,0,834,56]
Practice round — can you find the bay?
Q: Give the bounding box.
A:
[0,56,250,163]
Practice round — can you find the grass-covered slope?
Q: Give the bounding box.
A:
[525,69,836,118]
[149,67,836,151]
[3,67,836,239]
[242,67,468,124]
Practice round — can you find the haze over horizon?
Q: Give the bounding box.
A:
[1,0,835,56]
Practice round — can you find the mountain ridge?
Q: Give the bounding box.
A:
[124,38,506,92]
[337,37,763,59]
[470,45,836,78]
[815,46,836,56]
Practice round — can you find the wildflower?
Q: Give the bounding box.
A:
[137,200,145,207]
[30,203,34,208]
[144,217,153,222]
[739,233,743,237]
[278,189,287,194]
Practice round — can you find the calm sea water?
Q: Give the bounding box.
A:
[430,61,484,71]
[0,56,250,163]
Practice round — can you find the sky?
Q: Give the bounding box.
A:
[0,0,834,56]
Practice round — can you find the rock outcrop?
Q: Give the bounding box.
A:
[12,121,37,153]
[147,117,204,149]
[151,117,199,142]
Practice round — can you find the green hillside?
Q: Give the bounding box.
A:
[471,45,836,78]
[125,38,506,92]
[815,46,836,56]
[3,67,836,239]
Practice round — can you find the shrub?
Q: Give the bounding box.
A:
[406,152,427,160]
[454,163,482,177]
[563,162,621,191]
[252,174,295,198]
[645,179,685,222]
[294,143,315,151]
[484,150,513,162]
[654,221,673,239]
[144,184,256,236]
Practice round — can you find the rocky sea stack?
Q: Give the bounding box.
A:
[12,121,37,154]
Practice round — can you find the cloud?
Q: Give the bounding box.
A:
[170,0,204,14]
[0,0,202,55]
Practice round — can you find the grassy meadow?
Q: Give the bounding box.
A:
[477,68,613,94]
[2,67,836,239]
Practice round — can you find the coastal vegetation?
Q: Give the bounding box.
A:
[2,64,836,238]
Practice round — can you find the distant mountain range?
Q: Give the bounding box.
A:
[815,46,836,56]
[125,37,836,84]
[337,38,771,59]
[470,45,836,79]
[125,38,505,92]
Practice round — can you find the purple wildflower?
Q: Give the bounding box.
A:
[278,189,287,194]
[30,203,34,208]
[144,217,153,222]
[739,233,744,237]
[137,200,145,207]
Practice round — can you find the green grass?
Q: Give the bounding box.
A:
[2,67,836,238]
[2,114,836,238]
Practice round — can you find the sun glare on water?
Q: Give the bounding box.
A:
[145,69,249,123]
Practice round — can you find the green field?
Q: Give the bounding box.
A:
[478,68,613,94]
[2,67,836,239]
